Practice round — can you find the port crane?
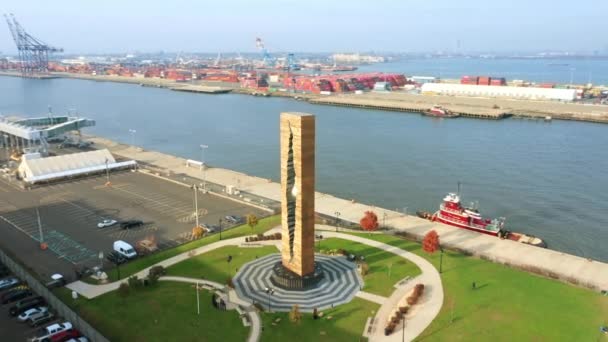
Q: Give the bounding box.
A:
[255,37,276,67]
[4,13,63,76]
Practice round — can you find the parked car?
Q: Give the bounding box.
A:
[45,274,66,289]
[106,251,127,265]
[30,321,73,342]
[120,219,144,230]
[27,311,54,327]
[65,337,89,342]
[51,328,81,342]
[224,215,242,224]
[113,240,137,259]
[0,276,19,290]
[1,289,32,304]
[18,307,48,322]
[9,295,45,316]
[97,219,117,228]
[202,224,219,233]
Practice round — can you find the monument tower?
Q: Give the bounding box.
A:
[271,112,322,289]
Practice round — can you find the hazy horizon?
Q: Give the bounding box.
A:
[1,0,607,55]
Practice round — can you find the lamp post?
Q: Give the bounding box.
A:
[264,287,275,312]
[401,315,405,342]
[439,247,444,274]
[334,211,341,232]
[200,144,208,191]
[219,218,223,240]
[128,129,137,147]
[383,212,388,228]
[192,185,200,229]
[569,68,575,86]
[105,158,111,186]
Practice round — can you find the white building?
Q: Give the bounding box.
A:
[420,83,577,101]
[332,53,385,63]
[18,149,136,184]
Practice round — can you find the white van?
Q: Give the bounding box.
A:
[113,240,137,259]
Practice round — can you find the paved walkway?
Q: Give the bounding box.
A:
[320,229,443,342]
[88,135,608,292]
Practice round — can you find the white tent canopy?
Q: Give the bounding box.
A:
[18,149,136,184]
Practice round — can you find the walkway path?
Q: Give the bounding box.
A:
[89,135,608,292]
[320,229,443,342]
[67,226,443,341]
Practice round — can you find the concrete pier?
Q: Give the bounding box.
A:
[88,135,608,292]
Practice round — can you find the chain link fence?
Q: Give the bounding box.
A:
[0,248,109,342]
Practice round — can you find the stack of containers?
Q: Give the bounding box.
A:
[478,76,491,86]
[460,76,479,85]
[490,77,506,86]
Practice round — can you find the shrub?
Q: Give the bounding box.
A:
[289,304,302,324]
[192,226,205,239]
[128,275,141,288]
[360,262,369,276]
[407,296,417,306]
[226,277,234,288]
[118,282,130,297]
[149,265,166,279]
[399,306,409,314]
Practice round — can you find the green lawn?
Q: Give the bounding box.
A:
[349,233,608,342]
[59,282,248,342]
[260,297,379,342]
[104,215,280,282]
[315,238,421,297]
[166,245,279,283]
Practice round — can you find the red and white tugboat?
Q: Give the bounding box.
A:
[423,105,460,118]
[418,191,546,247]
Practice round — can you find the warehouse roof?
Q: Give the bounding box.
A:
[421,83,577,101]
[18,149,136,184]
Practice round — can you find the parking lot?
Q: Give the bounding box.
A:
[0,170,267,280]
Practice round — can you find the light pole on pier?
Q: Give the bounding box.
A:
[128,129,137,147]
[334,211,341,232]
[200,144,208,192]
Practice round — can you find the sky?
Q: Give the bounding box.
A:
[1,0,607,55]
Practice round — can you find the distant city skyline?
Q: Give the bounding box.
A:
[1,0,607,55]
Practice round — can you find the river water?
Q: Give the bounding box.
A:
[357,57,608,85]
[1,76,608,261]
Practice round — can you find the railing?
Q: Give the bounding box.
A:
[0,248,109,342]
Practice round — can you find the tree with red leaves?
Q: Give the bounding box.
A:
[423,230,443,273]
[360,211,379,233]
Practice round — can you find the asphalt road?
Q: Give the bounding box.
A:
[0,170,266,281]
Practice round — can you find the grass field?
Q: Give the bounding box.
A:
[166,245,279,283]
[315,238,421,297]
[104,215,280,281]
[260,297,379,342]
[61,282,248,342]
[349,233,608,342]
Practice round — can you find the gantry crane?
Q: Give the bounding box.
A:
[4,13,63,76]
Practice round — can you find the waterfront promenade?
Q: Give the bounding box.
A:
[89,135,608,292]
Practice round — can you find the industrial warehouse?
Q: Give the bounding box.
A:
[420,83,578,101]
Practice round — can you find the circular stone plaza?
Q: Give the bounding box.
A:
[233,253,363,312]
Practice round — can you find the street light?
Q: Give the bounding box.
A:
[200,144,208,191]
[401,315,405,342]
[264,287,275,312]
[192,185,200,229]
[128,129,137,147]
[219,218,223,240]
[105,158,111,187]
[334,211,341,232]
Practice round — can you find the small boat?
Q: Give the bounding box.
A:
[421,189,546,248]
[423,105,460,118]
